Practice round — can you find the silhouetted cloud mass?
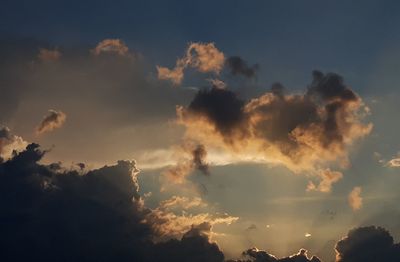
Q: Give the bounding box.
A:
[335,226,400,262]
[0,143,226,262]
[1,141,400,262]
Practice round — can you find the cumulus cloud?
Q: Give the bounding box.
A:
[0,142,232,262]
[335,226,400,262]
[348,186,363,211]
[35,109,67,135]
[225,56,259,78]
[157,42,225,85]
[176,71,372,189]
[37,48,62,62]
[91,38,130,56]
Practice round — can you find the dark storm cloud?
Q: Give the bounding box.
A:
[335,226,400,262]
[0,143,225,262]
[225,56,259,78]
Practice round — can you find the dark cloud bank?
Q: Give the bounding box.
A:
[1,142,399,262]
[0,143,223,262]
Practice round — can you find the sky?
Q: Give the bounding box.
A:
[1,1,400,262]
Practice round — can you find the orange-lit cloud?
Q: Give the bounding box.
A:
[143,195,238,241]
[307,169,343,193]
[157,42,225,85]
[35,109,67,135]
[348,186,363,211]
[387,156,400,167]
[173,71,372,190]
[91,39,130,56]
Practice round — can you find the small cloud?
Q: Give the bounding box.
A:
[35,109,67,135]
[348,186,363,211]
[91,39,130,56]
[307,169,343,193]
[387,157,400,167]
[157,42,225,85]
[246,224,257,231]
[225,56,259,78]
[157,65,184,86]
[207,78,227,89]
[37,48,61,62]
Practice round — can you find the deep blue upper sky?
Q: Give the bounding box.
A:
[2,0,400,93]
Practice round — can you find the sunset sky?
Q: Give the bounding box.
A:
[1,1,400,262]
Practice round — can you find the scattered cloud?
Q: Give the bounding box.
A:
[307,169,343,193]
[37,48,62,62]
[91,38,130,56]
[163,143,211,183]
[35,109,66,135]
[348,186,363,211]
[157,42,225,85]
[387,157,400,167]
